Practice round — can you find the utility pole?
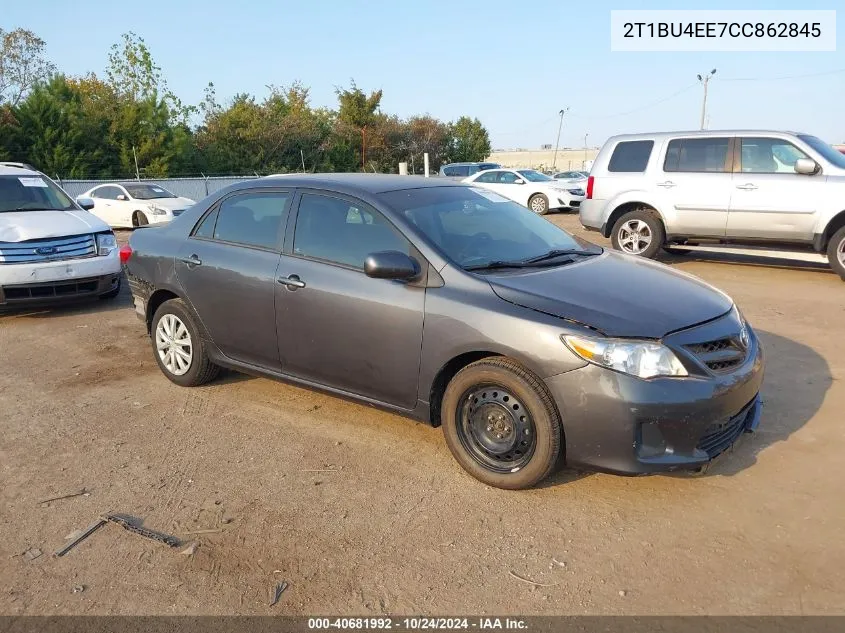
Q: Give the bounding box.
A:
[132,145,140,180]
[361,127,366,171]
[697,69,716,130]
[552,107,569,170]
[583,133,589,168]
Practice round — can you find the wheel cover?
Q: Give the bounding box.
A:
[618,219,653,254]
[155,314,193,376]
[838,236,845,268]
[530,196,546,213]
[457,385,537,473]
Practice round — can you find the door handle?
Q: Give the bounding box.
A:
[657,181,676,188]
[736,183,758,191]
[277,274,306,289]
[178,254,202,267]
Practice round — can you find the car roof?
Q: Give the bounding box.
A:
[0,163,41,177]
[605,129,809,143]
[263,173,465,194]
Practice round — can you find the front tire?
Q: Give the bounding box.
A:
[611,208,665,259]
[528,194,549,215]
[151,298,219,387]
[827,226,845,281]
[440,357,562,490]
[133,211,149,227]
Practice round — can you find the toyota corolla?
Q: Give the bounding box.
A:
[124,174,764,489]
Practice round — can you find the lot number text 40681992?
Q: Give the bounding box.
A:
[307,617,528,630]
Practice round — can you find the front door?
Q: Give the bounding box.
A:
[658,136,734,237]
[275,191,426,409]
[727,137,820,241]
[175,189,291,370]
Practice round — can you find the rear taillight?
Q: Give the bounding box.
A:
[586,176,594,199]
[119,243,132,265]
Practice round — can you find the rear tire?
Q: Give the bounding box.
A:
[133,211,149,227]
[440,357,562,490]
[528,194,549,215]
[610,208,665,259]
[151,298,219,387]
[827,226,845,281]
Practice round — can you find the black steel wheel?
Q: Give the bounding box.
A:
[457,385,536,473]
[441,357,562,489]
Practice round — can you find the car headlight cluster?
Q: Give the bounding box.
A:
[567,188,584,195]
[96,231,118,257]
[148,204,169,216]
[562,334,688,379]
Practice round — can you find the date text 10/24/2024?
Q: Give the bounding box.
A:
[308,618,527,630]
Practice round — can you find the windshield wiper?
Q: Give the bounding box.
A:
[0,207,59,213]
[522,248,600,264]
[464,260,538,271]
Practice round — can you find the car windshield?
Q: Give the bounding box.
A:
[517,169,553,182]
[123,184,177,199]
[798,135,845,170]
[0,174,76,212]
[379,186,600,270]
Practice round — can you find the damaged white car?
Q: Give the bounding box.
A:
[0,163,122,307]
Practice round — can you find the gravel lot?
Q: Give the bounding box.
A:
[1,215,843,615]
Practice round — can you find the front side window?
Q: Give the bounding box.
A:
[740,138,810,173]
[293,193,410,269]
[93,186,122,200]
[380,186,599,270]
[195,191,289,249]
[474,171,498,184]
[0,174,75,212]
[608,140,654,172]
[664,137,730,173]
[497,171,521,184]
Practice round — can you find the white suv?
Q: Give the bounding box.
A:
[579,130,845,280]
[0,163,122,307]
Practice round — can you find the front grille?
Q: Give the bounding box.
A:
[2,276,103,302]
[0,234,96,264]
[570,201,581,207]
[685,337,746,373]
[696,399,756,458]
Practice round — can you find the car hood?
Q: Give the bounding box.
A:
[143,197,194,209]
[0,210,110,242]
[487,251,733,338]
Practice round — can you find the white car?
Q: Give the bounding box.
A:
[0,163,122,307]
[463,168,585,215]
[79,182,194,228]
[553,170,589,186]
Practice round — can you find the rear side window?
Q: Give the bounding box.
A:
[664,138,731,173]
[607,140,654,172]
[194,191,290,250]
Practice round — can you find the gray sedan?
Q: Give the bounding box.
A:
[124,174,764,489]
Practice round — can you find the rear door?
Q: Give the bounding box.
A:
[175,189,291,371]
[658,136,734,237]
[727,136,819,240]
[275,191,425,409]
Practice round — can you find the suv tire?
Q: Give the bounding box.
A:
[827,226,845,281]
[611,209,665,259]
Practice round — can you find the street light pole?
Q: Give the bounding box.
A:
[583,133,589,168]
[552,107,569,170]
[697,68,716,130]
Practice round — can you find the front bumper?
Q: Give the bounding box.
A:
[544,322,765,475]
[0,252,121,306]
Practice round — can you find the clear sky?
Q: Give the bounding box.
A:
[3,0,843,149]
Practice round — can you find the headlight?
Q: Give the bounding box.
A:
[96,232,118,256]
[148,204,168,216]
[567,188,584,195]
[562,334,688,379]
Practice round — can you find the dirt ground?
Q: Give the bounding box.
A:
[1,216,844,616]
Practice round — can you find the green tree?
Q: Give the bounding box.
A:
[448,116,491,163]
[0,28,55,106]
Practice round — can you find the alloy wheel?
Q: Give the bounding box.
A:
[618,219,653,254]
[155,314,193,376]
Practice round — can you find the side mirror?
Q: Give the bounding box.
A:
[364,251,421,281]
[116,194,128,201]
[513,178,525,185]
[76,196,95,211]
[794,158,818,175]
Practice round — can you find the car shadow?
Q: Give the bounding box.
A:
[674,329,832,478]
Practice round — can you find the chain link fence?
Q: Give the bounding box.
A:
[57,175,261,201]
